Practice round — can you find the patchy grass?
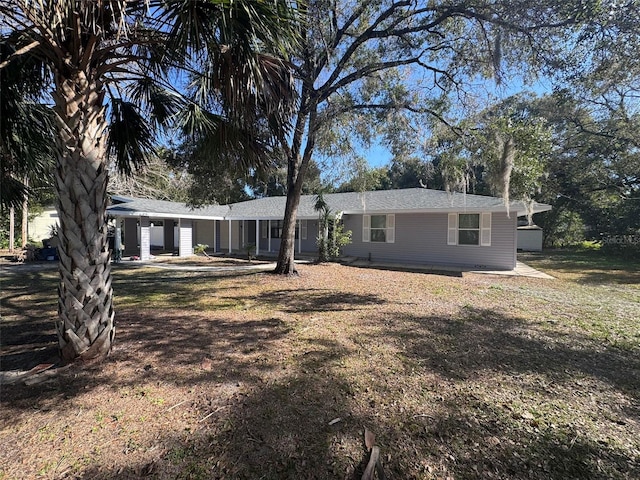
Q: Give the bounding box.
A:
[1,252,639,479]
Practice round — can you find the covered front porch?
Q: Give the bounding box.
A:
[110,215,319,261]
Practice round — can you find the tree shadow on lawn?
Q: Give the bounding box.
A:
[1,270,59,371]
[0,267,266,373]
[70,386,639,480]
[391,305,640,407]
[248,288,385,313]
[2,310,379,479]
[22,307,638,480]
[2,301,639,478]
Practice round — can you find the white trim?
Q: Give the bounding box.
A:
[362,215,371,242]
[481,212,492,246]
[447,213,458,245]
[386,214,395,243]
[365,214,395,243]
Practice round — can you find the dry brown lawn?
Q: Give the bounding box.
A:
[1,252,639,479]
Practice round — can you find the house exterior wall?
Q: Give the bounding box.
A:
[302,219,319,253]
[342,212,517,270]
[257,219,319,254]
[219,220,229,250]
[231,220,240,250]
[179,219,193,257]
[194,220,215,250]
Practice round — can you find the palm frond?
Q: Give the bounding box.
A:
[126,77,186,127]
[108,100,156,176]
[0,38,56,208]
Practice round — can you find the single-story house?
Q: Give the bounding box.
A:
[107,188,551,271]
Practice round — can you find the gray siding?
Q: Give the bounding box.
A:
[342,212,516,270]
[194,220,215,248]
[301,219,319,253]
[179,219,193,257]
[220,220,230,250]
[257,219,319,254]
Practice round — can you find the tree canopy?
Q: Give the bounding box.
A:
[0,0,300,361]
[184,0,640,273]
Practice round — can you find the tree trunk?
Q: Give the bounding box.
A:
[21,176,28,248]
[274,155,304,274]
[52,71,114,363]
[9,207,15,252]
[274,101,320,274]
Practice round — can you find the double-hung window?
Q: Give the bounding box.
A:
[263,220,307,240]
[363,214,395,243]
[448,213,491,246]
[270,220,283,239]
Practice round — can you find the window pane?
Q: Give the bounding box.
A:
[459,214,479,229]
[459,230,479,245]
[370,215,387,229]
[370,229,386,242]
[270,220,282,239]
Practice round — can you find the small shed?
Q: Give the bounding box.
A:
[517,225,543,252]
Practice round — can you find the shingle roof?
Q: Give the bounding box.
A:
[223,189,550,218]
[108,197,229,219]
[107,188,551,220]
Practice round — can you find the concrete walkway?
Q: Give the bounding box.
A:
[1,256,552,279]
[473,261,554,279]
[344,258,553,279]
[135,261,278,273]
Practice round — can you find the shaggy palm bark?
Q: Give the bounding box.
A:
[52,71,114,362]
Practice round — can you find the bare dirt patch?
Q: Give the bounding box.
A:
[1,257,639,479]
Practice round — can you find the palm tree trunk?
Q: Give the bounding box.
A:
[52,71,114,362]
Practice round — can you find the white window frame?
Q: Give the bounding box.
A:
[448,212,491,246]
[363,214,395,243]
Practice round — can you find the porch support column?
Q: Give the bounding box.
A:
[228,219,232,254]
[140,216,151,261]
[255,219,260,256]
[178,218,193,257]
[114,220,122,262]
